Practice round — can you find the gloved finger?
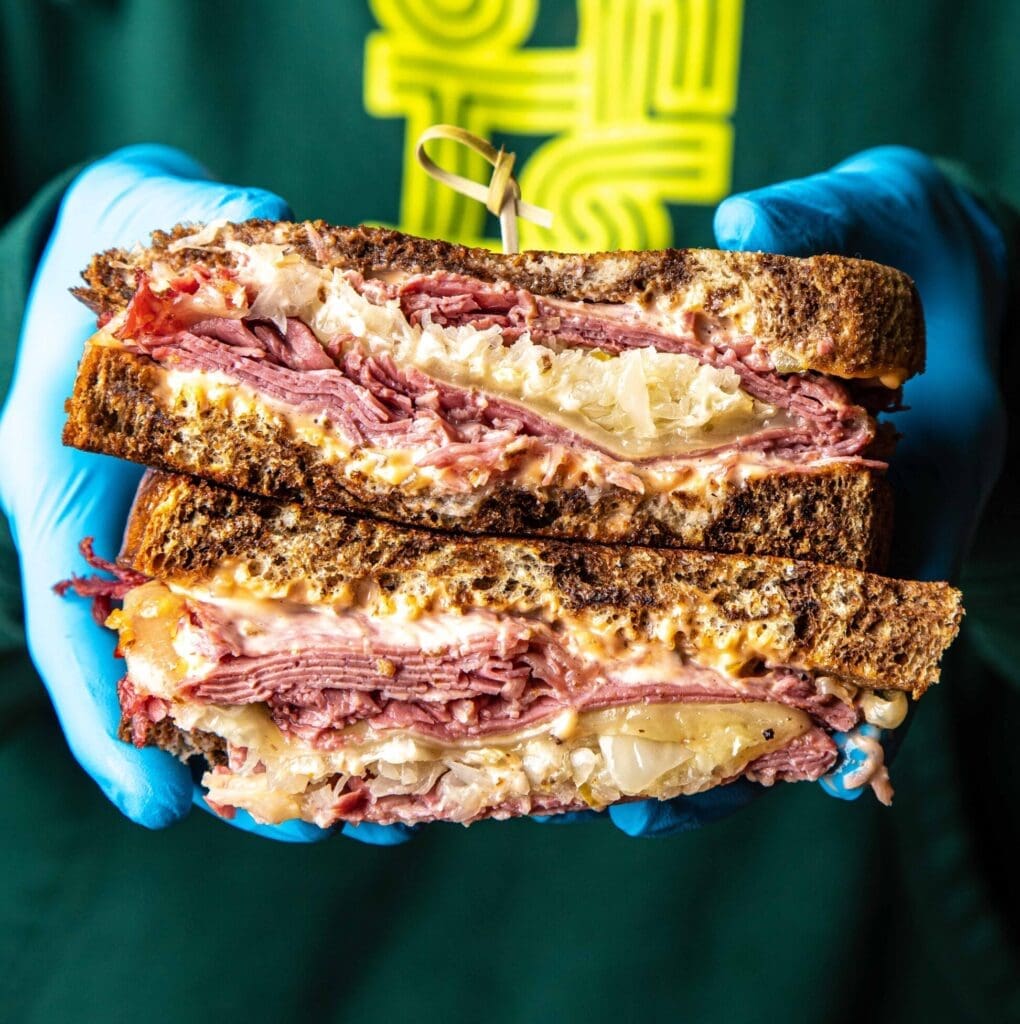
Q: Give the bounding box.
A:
[341,822,418,846]
[4,143,292,415]
[58,142,292,267]
[608,781,760,838]
[818,724,885,802]
[16,456,193,829]
[193,769,416,845]
[193,792,336,844]
[0,147,294,829]
[819,694,917,803]
[530,809,605,825]
[714,146,1007,580]
[713,145,1005,355]
[45,597,193,829]
[192,760,415,845]
[718,146,963,259]
[0,144,293,508]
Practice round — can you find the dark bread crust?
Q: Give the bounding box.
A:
[65,343,892,569]
[119,716,227,766]
[121,472,961,697]
[75,220,924,380]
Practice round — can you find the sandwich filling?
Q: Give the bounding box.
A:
[93,563,903,827]
[93,235,887,501]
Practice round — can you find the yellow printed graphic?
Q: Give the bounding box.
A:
[365,0,742,251]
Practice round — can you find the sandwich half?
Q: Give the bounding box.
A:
[69,472,961,828]
[64,222,923,569]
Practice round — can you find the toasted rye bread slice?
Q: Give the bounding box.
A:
[74,220,924,381]
[121,472,961,697]
[121,716,227,767]
[65,343,893,569]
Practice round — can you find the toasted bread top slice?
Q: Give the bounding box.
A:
[121,472,960,697]
[76,220,924,382]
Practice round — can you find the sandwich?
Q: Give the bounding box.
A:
[63,471,961,828]
[63,221,924,570]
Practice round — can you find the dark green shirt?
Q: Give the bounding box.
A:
[1,3,1018,1021]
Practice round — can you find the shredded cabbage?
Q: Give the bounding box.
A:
[177,698,812,826]
[405,326,764,452]
[216,244,780,458]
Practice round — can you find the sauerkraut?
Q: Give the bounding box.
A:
[160,238,784,459]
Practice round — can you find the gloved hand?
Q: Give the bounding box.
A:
[0,145,410,845]
[610,146,1008,836]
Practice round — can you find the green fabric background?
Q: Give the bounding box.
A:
[1,2,1018,1022]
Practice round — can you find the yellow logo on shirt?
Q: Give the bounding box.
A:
[365,0,742,251]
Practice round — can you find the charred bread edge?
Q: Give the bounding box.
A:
[75,220,924,380]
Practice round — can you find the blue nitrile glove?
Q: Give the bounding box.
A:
[610,146,1008,836]
[0,145,411,846]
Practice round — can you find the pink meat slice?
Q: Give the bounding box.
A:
[116,598,849,827]
[118,672,839,827]
[744,727,839,785]
[175,598,859,745]
[124,268,881,471]
[317,777,593,827]
[54,538,151,625]
[134,319,870,466]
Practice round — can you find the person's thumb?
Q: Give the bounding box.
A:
[60,143,292,255]
[713,145,944,263]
